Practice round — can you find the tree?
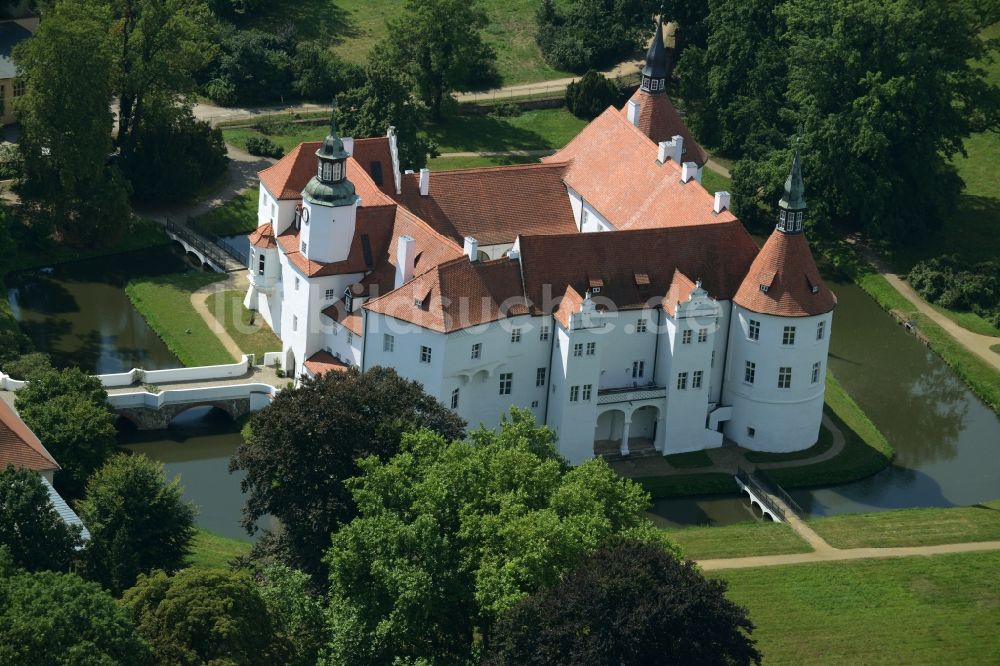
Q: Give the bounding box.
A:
[485,539,760,665]
[0,569,153,665]
[76,454,196,595]
[0,465,82,573]
[205,26,297,106]
[292,41,365,101]
[123,569,280,665]
[256,564,327,666]
[537,0,657,73]
[337,57,438,170]
[376,0,498,118]
[13,0,131,246]
[323,410,672,664]
[14,367,118,499]
[230,366,465,581]
[661,0,710,56]
[565,70,621,119]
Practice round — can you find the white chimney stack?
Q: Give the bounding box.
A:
[714,191,731,213]
[395,235,416,289]
[342,137,354,156]
[668,135,683,163]
[681,162,698,183]
[464,236,479,262]
[626,100,640,127]
[657,141,669,164]
[418,168,430,196]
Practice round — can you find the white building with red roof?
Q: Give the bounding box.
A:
[244,23,835,464]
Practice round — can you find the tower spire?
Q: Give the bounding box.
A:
[777,141,806,233]
[640,7,668,94]
[303,96,355,207]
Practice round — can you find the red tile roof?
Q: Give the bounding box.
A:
[278,205,397,278]
[259,142,322,200]
[733,229,837,317]
[395,162,577,246]
[546,108,730,231]
[303,351,350,376]
[248,222,277,249]
[622,88,707,166]
[663,269,697,317]
[0,400,58,473]
[351,137,395,196]
[259,138,395,202]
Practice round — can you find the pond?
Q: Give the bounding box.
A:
[650,275,1000,526]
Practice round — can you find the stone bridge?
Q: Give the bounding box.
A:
[107,382,277,430]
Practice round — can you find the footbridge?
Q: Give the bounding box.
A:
[164,218,246,273]
[734,466,804,523]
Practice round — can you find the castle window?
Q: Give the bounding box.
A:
[748,319,760,341]
[536,367,546,386]
[383,334,394,352]
[322,162,332,181]
[258,253,265,276]
[636,318,648,333]
[711,350,716,368]
[531,400,539,408]
[582,384,592,401]
[744,361,756,384]
[346,331,353,344]
[812,361,821,384]
[650,78,659,91]
[420,346,432,363]
[511,328,522,343]
[778,366,792,389]
[499,373,513,395]
[632,361,645,378]
[677,372,688,390]
[586,342,596,355]
[451,388,460,409]
[292,315,298,332]
[471,343,482,360]
[698,328,708,343]
[693,370,703,389]
[573,343,583,357]
[13,79,24,97]
[682,330,692,344]
[747,426,756,438]
[759,284,769,293]
[779,210,787,228]
[343,287,353,312]
[332,162,343,180]
[570,385,579,402]
[301,241,308,255]
[539,325,550,341]
[294,277,300,291]
[783,326,796,345]
[816,321,826,340]
[325,289,336,300]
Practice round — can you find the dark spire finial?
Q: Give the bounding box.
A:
[641,9,668,91]
[780,143,806,211]
[328,97,340,137]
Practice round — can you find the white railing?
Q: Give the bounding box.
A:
[2,356,254,392]
[106,383,276,410]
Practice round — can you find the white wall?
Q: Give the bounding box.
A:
[566,186,613,233]
[300,197,358,264]
[259,186,298,235]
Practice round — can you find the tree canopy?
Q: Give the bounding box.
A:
[76,454,196,595]
[14,367,118,499]
[537,0,657,73]
[486,539,761,665]
[0,568,153,665]
[256,564,328,666]
[0,465,82,573]
[231,366,465,581]
[323,410,672,664]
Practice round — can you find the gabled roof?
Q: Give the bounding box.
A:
[259,137,396,201]
[259,141,322,200]
[249,222,277,249]
[0,399,58,473]
[395,162,577,246]
[733,228,836,317]
[547,108,727,230]
[622,88,708,167]
[663,269,697,317]
[278,205,397,278]
[304,351,350,376]
[351,137,395,196]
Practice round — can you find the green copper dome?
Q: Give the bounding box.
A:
[303,178,356,207]
[302,100,356,207]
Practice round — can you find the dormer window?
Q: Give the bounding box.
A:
[343,287,354,312]
[759,284,769,293]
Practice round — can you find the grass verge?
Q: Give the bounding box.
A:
[714,550,1000,664]
[699,168,732,196]
[809,499,1000,549]
[745,425,834,464]
[423,108,587,153]
[186,528,251,570]
[192,186,259,237]
[638,473,738,499]
[126,273,235,367]
[666,521,811,560]
[664,450,714,469]
[205,290,282,361]
[765,374,894,489]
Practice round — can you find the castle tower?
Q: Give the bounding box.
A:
[621,10,707,166]
[721,147,837,452]
[298,103,360,264]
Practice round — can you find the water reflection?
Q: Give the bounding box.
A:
[648,494,762,528]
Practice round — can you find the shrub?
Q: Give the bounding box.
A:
[245,136,285,159]
[489,100,522,118]
[0,142,23,179]
[565,69,621,119]
[536,0,656,73]
[908,255,1000,322]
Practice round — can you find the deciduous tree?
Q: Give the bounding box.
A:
[256,564,327,666]
[231,366,465,581]
[0,465,82,573]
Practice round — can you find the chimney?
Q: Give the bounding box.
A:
[464,236,479,262]
[657,135,683,165]
[342,137,354,156]
[418,168,430,196]
[681,162,698,183]
[657,141,669,164]
[395,235,416,289]
[714,191,731,214]
[626,100,640,127]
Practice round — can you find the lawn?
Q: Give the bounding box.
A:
[809,500,1000,549]
[193,186,259,237]
[764,374,894,489]
[424,108,587,153]
[699,168,732,196]
[223,122,330,155]
[242,0,575,87]
[665,521,810,560]
[205,290,282,361]
[714,550,1000,665]
[186,528,251,570]
[428,154,540,171]
[637,473,738,499]
[126,272,235,367]
[664,450,714,469]
[745,425,834,464]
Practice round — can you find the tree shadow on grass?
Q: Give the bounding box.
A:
[236,0,359,44]
[424,115,555,153]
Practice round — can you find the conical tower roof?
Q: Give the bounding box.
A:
[642,13,668,81]
[780,147,806,210]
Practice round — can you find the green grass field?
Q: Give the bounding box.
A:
[126,273,235,367]
[809,500,1000,549]
[424,108,587,153]
[186,529,252,570]
[745,425,834,464]
[243,0,575,86]
[665,521,810,560]
[715,550,1000,664]
[193,187,259,237]
[699,168,732,196]
[205,290,282,361]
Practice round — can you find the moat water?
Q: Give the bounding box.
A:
[7,250,1000,537]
